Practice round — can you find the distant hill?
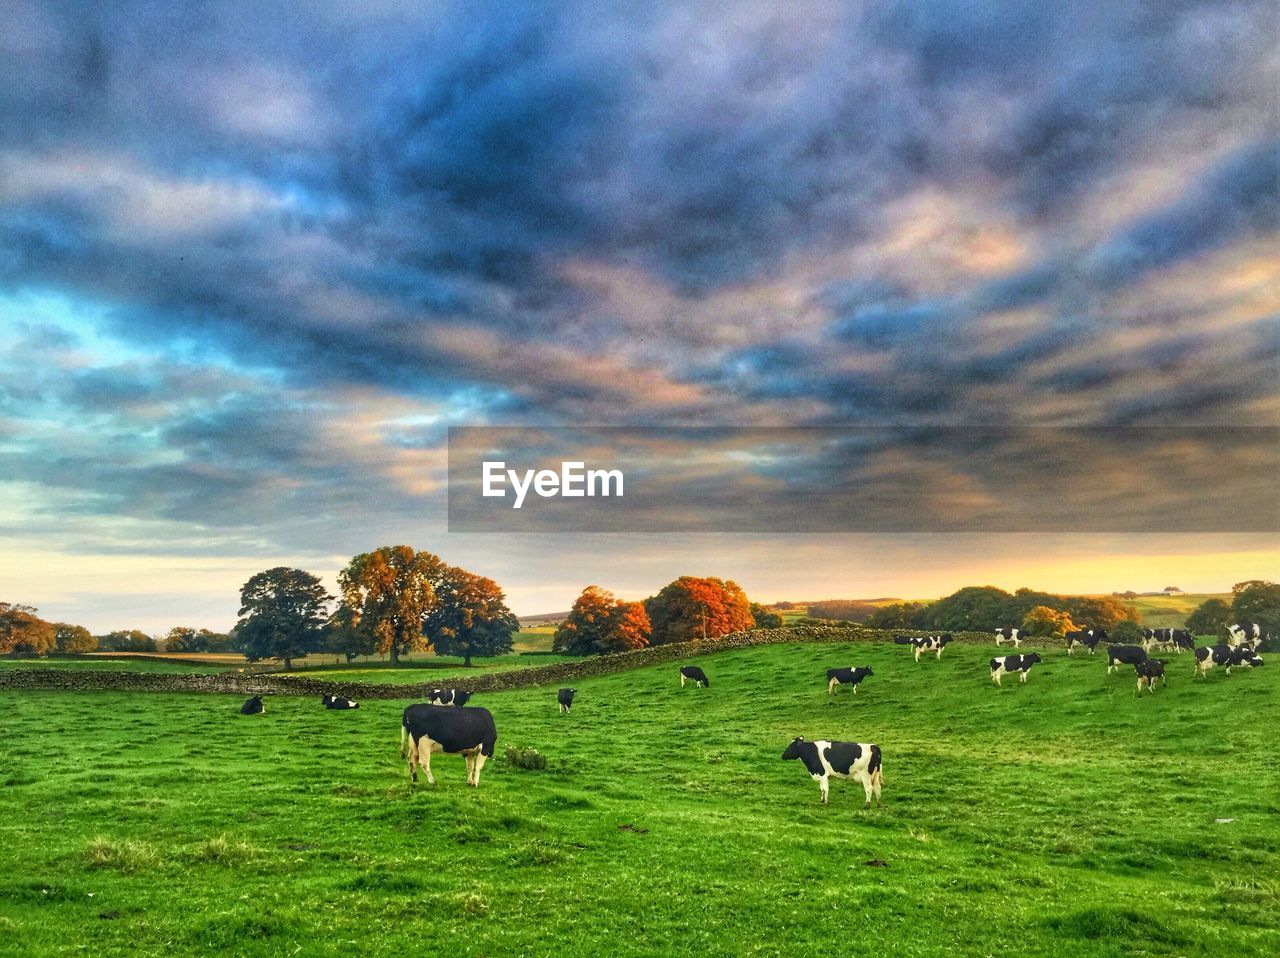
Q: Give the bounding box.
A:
[519,612,569,627]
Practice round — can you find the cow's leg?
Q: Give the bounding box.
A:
[827,677,837,695]
[472,751,488,787]
[463,751,475,786]
[1020,670,1028,683]
[815,774,829,804]
[680,674,686,687]
[419,743,436,786]
[936,648,943,659]
[872,767,883,806]
[914,648,921,663]
[406,736,418,784]
[858,771,873,809]
[853,684,858,695]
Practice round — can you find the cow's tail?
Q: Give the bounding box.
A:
[869,744,883,787]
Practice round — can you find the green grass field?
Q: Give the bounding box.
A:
[2,641,1276,957]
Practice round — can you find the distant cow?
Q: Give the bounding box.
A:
[1134,659,1166,694]
[680,666,710,688]
[322,694,359,710]
[1143,628,1191,653]
[558,688,576,714]
[401,703,497,787]
[1065,629,1107,655]
[989,653,1042,686]
[826,666,873,695]
[239,695,265,715]
[909,635,951,661]
[994,628,1024,647]
[1195,644,1263,677]
[781,736,883,808]
[1226,622,1263,647]
[1172,630,1195,652]
[427,688,473,707]
[1107,645,1148,674]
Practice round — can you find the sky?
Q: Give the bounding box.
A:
[1,1,1277,632]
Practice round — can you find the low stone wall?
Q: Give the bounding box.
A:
[0,626,1012,699]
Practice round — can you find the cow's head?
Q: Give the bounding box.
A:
[859,666,873,676]
[781,737,806,760]
[455,690,473,706]
[1024,653,1042,665]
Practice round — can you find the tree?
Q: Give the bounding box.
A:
[925,586,1013,631]
[54,623,97,654]
[1062,596,1138,630]
[0,603,56,656]
[236,567,331,669]
[164,626,223,653]
[102,629,156,652]
[643,577,755,645]
[805,600,878,623]
[1022,605,1075,639]
[426,567,519,667]
[338,546,447,665]
[1185,598,1231,637]
[867,602,929,630]
[750,602,784,630]
[554,586,652,655]
[1110,620,1144,644]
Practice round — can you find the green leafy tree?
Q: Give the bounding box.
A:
[866,602,930,629]
[338,546,448,665]
[164,626,224,653]
[1185,598,1231,637]
[102,629,156,652]
[426,567,519,667]
[0,603,56,656]
[235,567,331,669]
[54,623,97,654]
[643,577,755,645]
[554,586,652,655]
[749,602,784,629]
[1110,620,1144,645]
[925,586,1013,631]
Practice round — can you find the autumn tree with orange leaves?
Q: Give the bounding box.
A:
[644,576,755,645]
[553,586,651,655]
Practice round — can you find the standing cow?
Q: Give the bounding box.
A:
[558,688,576,714]
[1065,629,1107,655]
[679,666,710,688]
[1226,622,1263,648]
[781,736,883,808]
[1134,660,1166,694]
[826,666,873,695]
[401,704,497,787]
[994,628,1024,647]
[1107,645,1148,674]
[990,653,1042,686]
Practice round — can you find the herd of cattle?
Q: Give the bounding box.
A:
[235,620,1269,807]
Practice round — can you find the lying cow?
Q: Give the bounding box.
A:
[1134,659,1166,694]
[994,627,1024,647]
[781,736,883,808]
[826,666,873,695]
[1065,629,1107,655]
[427,688,472,707]
[1107,645,1147,674]
[401,703,497,787]
[558,688,576,714]
[322,694,359,710]
[990,653,1042,686]
[239,695,265,715]
[680,665,710,688]
[1195,644,1263,677]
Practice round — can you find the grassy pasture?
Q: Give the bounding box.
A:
[1,641,1276,957]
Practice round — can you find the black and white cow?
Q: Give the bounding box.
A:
[1134,659,1166,694]
[1106,645,1147,674]
[1195,644,1263,677]
[781,736,883,808]
[994,627,1024,647]
[322,694,359,709]
[1143,628,1192,653]
[679,665,710,688]
[1065,629,1107,655]
[239,695,265,715]
[903,635,951,662]
[1172,630,1196,653]
[1226,622,1263,647]
[401,703,498,787]
[427,688,473,707]
[826,666,873,695]
[558,688,576,714]
[989,653,1042,686]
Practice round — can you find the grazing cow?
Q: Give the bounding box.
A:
[994,627,1024,647]
[989,653,1042,686]
[1143,628,1190,653]
[680,665,710,688]
[558,688,576,714]
[1192,644,1262,677]
[401,704,497,787]
[1134,659,1166,694]
[1107,645,1148,674]
[427,688,473,707]
[1065,629,1107,655]
[239,695,265,715]
[908,635,951,662]
[826,666,873,695]
[322,694,360,710]
[781,736,883,808]
[1226,622,1263,647]
[1172,630,1196,653]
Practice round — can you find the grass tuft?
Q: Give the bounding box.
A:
[84,837,163,873]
